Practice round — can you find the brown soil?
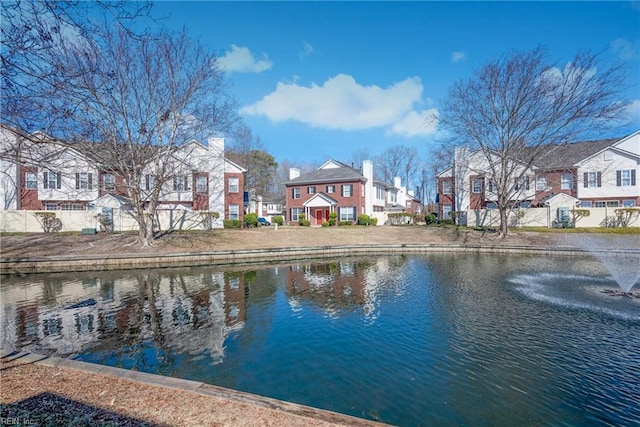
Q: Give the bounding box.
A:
[0,225,565,260]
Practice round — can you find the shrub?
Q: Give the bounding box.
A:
[34,212,62,233]
[338,220,353,226]
[272,215,284,226]
[357,214,371,226]
[369,217,378,226]
[298,213,311,226]
[97,214,113,233]
[244,213,259,228]
[201,211,220,230]
[425,213,437,225]
[321,221,330,227]
[439,218,455,225]
[223,219,242,229]
[328,212,337,226]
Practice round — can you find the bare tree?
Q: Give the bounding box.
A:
[8,24,237,246]
[226,126,279,197]
[438,46,628,238]
[1,1,153,133]
[375,145,419,189]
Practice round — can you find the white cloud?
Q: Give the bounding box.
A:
[299,41,314,61]
[241,74,437,137]
[219,44,273,73]
[624,99,640,123]
[610,38,640,60]
[388,109,439,137]
[451,51,466,63]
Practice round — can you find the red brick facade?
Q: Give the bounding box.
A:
[224,172,245,220]
[286,179,366,225]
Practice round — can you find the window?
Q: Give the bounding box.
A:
[515,176,530,191]
[228,177,239,193]
[603,151,613,161]
[442,180,452,194]
[580,201,592,208]
[291,207,303,221]
[536,176,547,191]
[292,187,301,199]
[584,171,601,188]
[486,203,497,210]
[341,184,353,197]
[103,173,115,191]
[472,178,483,194]
[174,175,190,191]
[326,185,335,193]
[390,192,397,204]
[307,186,316,194]
[228,204,239,220]
[594,201,619,208]
[61,203,84,211]
[561,173,573,190]
[487,179,497,193]
[623,200,636,207]
[43,171,61,189]
[442,204,452,218]
[338,206,356,221]
[376,186,384,199]
[145,174,155,191]
[25,172,37,189]
[196,176,208,193]
[617,170,636,187]
[407,201,412,208]
[75,172,93,190]
[45,203,57,210]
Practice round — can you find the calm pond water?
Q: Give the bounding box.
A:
[1,253,639,426]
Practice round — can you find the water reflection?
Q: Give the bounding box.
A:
[1,255,639,426]
[1,269,253,366]
[1,257,410,362]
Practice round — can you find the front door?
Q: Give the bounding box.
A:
[315,209,323,225]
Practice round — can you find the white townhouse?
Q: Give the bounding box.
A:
[0,126,245,219]
[436,131,640,222]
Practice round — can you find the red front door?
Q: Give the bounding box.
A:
[315,209,323,225]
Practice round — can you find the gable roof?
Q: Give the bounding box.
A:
[532,138,620,170]
[303,192,338,207]
[285,159,366,185]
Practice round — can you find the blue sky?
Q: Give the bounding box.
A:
[150,1,640,165]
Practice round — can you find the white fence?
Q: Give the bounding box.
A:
[465,207,640,228]
[0,209,223,233]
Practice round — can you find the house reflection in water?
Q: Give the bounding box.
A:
[0,270,250,365]
[284,257,409,321]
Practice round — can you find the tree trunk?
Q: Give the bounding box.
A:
[498,207,509,239]
[137,213,155,247]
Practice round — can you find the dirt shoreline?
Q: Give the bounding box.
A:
[0,226,568,261]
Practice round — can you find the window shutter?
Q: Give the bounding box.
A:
[56,173,61,189]
[76,173,80,190]
[583,172,588,188]
[341,185,344,196]
[597,172,602,187]
[616,171,621,186]
[43,172,49,189]
[632,170,637,186]
[88,174,93,190]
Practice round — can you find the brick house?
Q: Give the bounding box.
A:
[284,159,422,225]
[0,126,245,220]
[436,131,639,222]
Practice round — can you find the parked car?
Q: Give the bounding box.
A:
[257,217,271,226]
